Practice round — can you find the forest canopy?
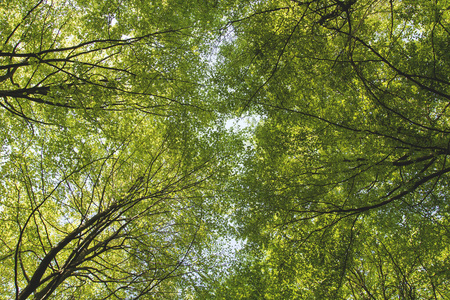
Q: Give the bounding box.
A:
[1,0,450,299]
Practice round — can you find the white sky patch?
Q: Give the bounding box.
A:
[225,114,260,131]
[225,113,261,152]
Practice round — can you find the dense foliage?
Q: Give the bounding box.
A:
[1,0,450,299]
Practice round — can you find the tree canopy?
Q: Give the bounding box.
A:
[1,0,450,299]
